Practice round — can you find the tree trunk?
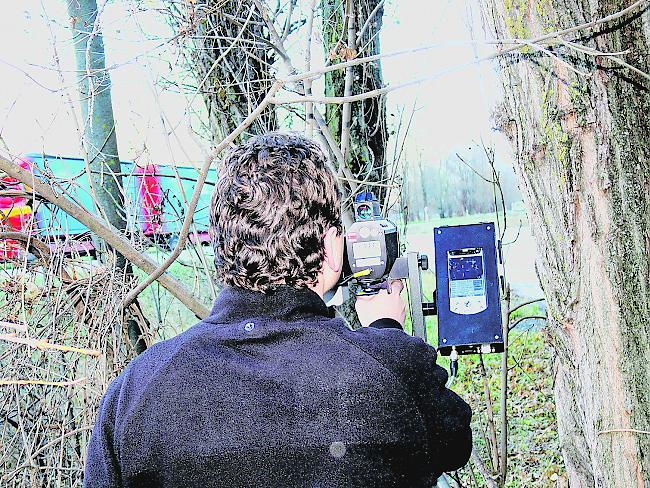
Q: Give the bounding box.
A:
[69,0,146,354]
[69,0,127,262]
[166,0,278,144]
[322,0,389,201]
[320,0,389,329]
[481,1,650,486]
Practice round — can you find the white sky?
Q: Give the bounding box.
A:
[0,0,512,167]
[380,0,509,163]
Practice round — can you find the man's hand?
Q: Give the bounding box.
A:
[355,280,407,327]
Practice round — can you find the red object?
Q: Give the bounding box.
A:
[135,164,163,235]
[0,157,34,260]
[0,158,31,207]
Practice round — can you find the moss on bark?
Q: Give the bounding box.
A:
[482,0,650,485]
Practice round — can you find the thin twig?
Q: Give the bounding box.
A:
[251,0,291,63]
[597,428,650,435]
[0,378,86,387]
[337,176,400,188]
[508,298,545,316]
[281,0,295,41]
[356,0,385,40]
[517,39,592,78]
[508,315,547,332]
[456,153,496,184]
[0,334,101,357]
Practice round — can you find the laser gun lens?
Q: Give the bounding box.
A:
[356,203,372,220]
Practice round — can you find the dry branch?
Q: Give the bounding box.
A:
[0,156,210,318]
[0,334,101,357]
[0,321,28,332]
[0,378,86,387]
[121,80,285,308]
[0,231,89,319]
[471,449,499,488]
[303,0,317,138]
[508,298,545,316]
[339,0,357,164]
[597,428,650,435]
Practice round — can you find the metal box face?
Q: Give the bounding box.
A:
[434,223,503,355]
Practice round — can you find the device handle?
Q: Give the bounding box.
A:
[389,252,429,341]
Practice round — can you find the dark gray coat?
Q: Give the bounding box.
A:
[83,286,472,487]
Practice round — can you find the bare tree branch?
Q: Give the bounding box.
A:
[339,0,357,164]
[122,80,285,309]
[471,449,499,488]
[303,0,317,138]
[0,156,210,318]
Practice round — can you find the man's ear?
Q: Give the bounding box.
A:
[323,226,343,273]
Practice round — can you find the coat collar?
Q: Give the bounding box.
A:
[206,285,335,324]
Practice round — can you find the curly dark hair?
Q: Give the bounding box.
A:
[209,132,343,292]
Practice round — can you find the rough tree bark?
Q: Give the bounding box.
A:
[481,1,649,486]
[69,0,127,262]
[166,0,278,144]
[322,0,389,201]
[68,0,146,353]
[320,0,389,329]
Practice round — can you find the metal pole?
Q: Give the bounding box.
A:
[407,251,426,341]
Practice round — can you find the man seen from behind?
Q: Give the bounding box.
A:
[83,132,472,488]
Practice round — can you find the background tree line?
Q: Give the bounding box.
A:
[403,144,521,222]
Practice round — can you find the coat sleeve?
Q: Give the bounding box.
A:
[83,376,124,488]
[407,341,473,478]
[361,324,473,477]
